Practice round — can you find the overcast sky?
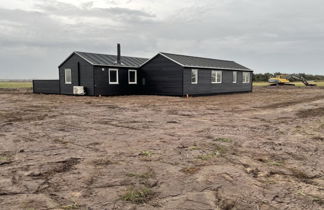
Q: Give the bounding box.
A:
[0,0,323,79]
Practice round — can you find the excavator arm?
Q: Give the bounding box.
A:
[286,75,316,86]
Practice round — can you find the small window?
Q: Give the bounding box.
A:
[211,70,222,83]
[191,69,198,84]
[109,68,119,84]
[65,68,72,84]
[128,70,137,84]
[233,71,237,83]
[243,72,250,83]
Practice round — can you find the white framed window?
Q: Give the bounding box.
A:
[191,69,198,84]
[128,69,137,84]
[65,68,72,84]
[109,68,119,84]
[211,70,222,83]
[233,71,237,83]
[243,72,250,83]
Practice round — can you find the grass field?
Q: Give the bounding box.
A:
[253,81,324,87]
[0,82,32,89]
[0,81,323,89]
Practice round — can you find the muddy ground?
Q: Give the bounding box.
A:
[0,87,323,210]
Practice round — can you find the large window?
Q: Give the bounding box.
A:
[109,68,119,84]
[65,68,72,84]
[211,70,222,83]
[191,69,198,84]
[243,72,250,83]
[233,71,237,83]
[128,70,137,84]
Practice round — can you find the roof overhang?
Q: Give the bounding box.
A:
[58,51,143,69]
[140,52,253,72]
[183,66,253,71]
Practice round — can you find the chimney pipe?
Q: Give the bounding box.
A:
[117,43,121,64]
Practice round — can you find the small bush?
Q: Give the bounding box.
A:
[121,187,155,204]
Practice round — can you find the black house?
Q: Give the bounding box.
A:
[141,52,253,96]
[33,45,253,96]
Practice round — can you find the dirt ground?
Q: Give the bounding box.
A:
[0,87,323,210]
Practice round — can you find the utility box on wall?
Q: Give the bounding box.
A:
[73,86,85,95]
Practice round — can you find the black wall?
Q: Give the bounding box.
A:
[183,69,253,95]
[59,53,94,95]
[33,80,60,94]
[93,66,140,96]
[140,54,183,96]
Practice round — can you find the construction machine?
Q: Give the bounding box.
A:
[268,74,317,86]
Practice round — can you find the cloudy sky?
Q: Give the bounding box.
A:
[0,0,323,79]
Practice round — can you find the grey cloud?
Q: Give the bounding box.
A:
[35,1,155,20]
[0,0,323,79]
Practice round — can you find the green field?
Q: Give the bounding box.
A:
[0,82,33,89]
[253,81,324,87]
[0,81,323,89]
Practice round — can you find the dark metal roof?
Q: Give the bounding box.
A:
[157,52,252,71]
[59,51,149,68]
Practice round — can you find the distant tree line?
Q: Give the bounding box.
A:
[253,73,324,82]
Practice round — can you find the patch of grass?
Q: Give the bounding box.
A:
[213,138,232,143]
[0,81,32,88]
[0,156,9,161]
[212,144,228,154]
[189,145,201,151]
[121,187,155,204]
[126,168,155,180]
[139,151,153,157]
[253,81,324,87]
[268,161,283,166]
[180,167,200,175]
[0,154,13,164]
[197,152,219,160]
[61,202,80,209]
[253,82,269,87]
[196,144,228,160]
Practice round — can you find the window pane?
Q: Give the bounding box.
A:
[192,70,198,83]
[233,72,237,83]
[129,71,136,83]
[110,70,117,82]
[65,69,71,84]
[211,71,215,83]
[243,72,249,83]
[217,71,221,83]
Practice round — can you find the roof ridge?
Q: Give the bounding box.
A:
[75,51,148,60]
[160,52,234,62]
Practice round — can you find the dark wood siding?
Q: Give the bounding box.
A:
[183,69,252,96]
[33,80,60,94]
[59,54,94,95]
[140,54,183,96]
[94,67,140,96]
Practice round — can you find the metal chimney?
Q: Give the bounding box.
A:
[117,43,121,64]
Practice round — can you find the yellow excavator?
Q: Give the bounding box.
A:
[268,74,317,86]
